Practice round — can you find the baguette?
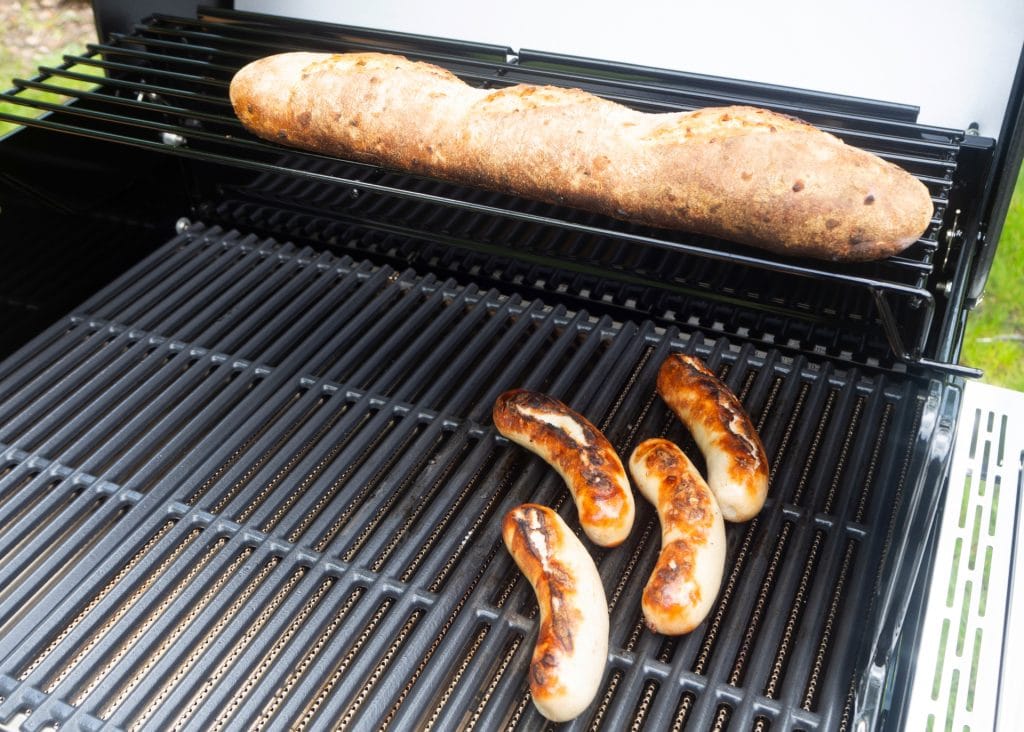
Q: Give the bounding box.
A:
[230,51,934,262]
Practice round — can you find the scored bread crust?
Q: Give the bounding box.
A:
[230,51,934,262]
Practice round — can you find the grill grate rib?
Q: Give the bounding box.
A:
[70,534,233,708]
[0,222,946,731]
[125,552,279,729]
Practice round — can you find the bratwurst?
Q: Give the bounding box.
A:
[502,503,609,722]
[656,354,768,521]
[493,389,635,546]
[629,438,726,634]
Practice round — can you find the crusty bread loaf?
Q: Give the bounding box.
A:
[230,51,934,262]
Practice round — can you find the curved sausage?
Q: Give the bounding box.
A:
[501,503,609,722]
[493,389,635,547]
[656,354,769,522]
[629,438,726,634]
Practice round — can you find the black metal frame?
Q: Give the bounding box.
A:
[0,6,1018,730]
[966,40,1024,307]
[89,0,231,43]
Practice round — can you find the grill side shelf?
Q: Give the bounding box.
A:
[901,382,1024,732]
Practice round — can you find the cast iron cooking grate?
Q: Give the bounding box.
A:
[0,222,952,730]
[210,163,903,371]
[0,7,969,371]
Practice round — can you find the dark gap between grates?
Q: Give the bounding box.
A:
[65,531,240,711]
[0,211,161,362]
[120,548,291,729]
[0,471,136,640]
[310,414,423,556]
[0,222,943,732]
[10,515,189,688]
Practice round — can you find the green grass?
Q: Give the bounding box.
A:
[960,166,1024,389]
[0,33,98,138]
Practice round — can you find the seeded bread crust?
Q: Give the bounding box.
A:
[230,51,934,262]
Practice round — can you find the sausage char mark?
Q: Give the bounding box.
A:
[509,509,578,661]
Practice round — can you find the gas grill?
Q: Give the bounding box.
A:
[0,4,1022,731]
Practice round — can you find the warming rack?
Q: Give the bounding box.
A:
[0,7,974,375]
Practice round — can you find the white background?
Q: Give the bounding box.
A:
[239,0,1023,136]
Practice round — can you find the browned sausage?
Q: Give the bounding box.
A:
[656,354,769,521]
[502,503,609,722]
[629,438,726,634]
[493,389,634,546]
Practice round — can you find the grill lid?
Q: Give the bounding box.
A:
[237,0,1024,135]
[232,0,1024,359]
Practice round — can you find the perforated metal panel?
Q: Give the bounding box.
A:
[906,380,1024,731]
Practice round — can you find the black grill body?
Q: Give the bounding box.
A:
[0,7,1016,731]
[0,9,989,373]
